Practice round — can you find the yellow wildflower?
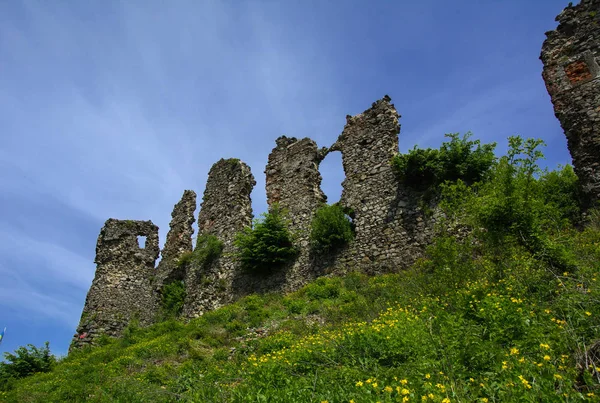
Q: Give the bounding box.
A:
[355,381,363,387]
[401,388,410,395]
[425,374,431,379]
[543,355,551,361]
[384,386,393,393]
[401,378,408,384]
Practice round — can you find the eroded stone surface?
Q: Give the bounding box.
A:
[329,96,436,274]
[262,136,327,290]
[151,190,197,318]
[182,159,255,318]
[160,190,197,266]
[541,0,600,208]
[71,219,159,350]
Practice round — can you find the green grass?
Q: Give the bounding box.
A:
[2,221,600,402]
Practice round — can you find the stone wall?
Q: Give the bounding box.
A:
[182,158,256,318]
[153,190,197,315]
[73,97,439,349]
[262,136,327,290]
[329,96,436,275]
[71,219,160,349]
[541,0,600,209]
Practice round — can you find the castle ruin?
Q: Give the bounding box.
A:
[71,96,438,349]
[72,0,600,349]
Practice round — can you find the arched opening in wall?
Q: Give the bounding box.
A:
[319,151,344,205]
[137,235,147,249]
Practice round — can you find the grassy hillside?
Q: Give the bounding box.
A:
[2,135,600,402]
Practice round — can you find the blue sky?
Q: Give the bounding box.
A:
[0,0,572,357]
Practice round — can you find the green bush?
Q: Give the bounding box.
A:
[0,342,55,391]
[161,280,186,319]
[234,204,298,274]
[441,136,581,271]
[310,203,354,253]
[392,132,496,190]
[177,234,223,269]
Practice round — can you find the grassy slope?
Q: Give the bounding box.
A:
[2,222,600,402]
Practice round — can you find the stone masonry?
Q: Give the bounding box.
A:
[182,158,256,318]
[158,190,197,268]
[541,0,600,209]
[263,136,327,289]
[330,96,435,274]
[152,190,197,313]
[71,219,160,350]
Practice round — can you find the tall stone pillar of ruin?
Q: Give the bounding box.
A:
[330,96,432,273]
[264,136,327,288]
[182,158,255,317]
[152,190,196,314]
[541,0,600,209]
[71,219,160,350]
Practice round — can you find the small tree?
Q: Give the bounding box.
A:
[0,342,55,390]
[234,204,298,274]
[310,203,354,253]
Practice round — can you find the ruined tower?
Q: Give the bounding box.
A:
[72,219,160,349]
[541,0,600,208]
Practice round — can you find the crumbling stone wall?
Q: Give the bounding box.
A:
[260,136,327,289]
[159,190,197,267]
[182,158,255,318]
[153,190,196,314]
[73,97,441,348]
[71,219,159,349]
[329,96,436,274]
[541,0,600,208]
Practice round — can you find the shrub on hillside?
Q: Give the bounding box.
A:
[440,135,581,271]
[0,342,55,391]
[161,280,186,319]
[310,203,354,253]
[234,204,298,274]
[392,132,496,190]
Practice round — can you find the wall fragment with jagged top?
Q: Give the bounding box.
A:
[71,219,160,350]
[541,0,600,209]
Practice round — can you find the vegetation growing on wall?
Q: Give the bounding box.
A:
[392,132,496,190]
[309,203,354,253]
[177,234,224,270]
[234,204,298,274]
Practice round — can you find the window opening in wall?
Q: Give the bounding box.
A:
[137,235,147,249]
[319,151,344,204]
